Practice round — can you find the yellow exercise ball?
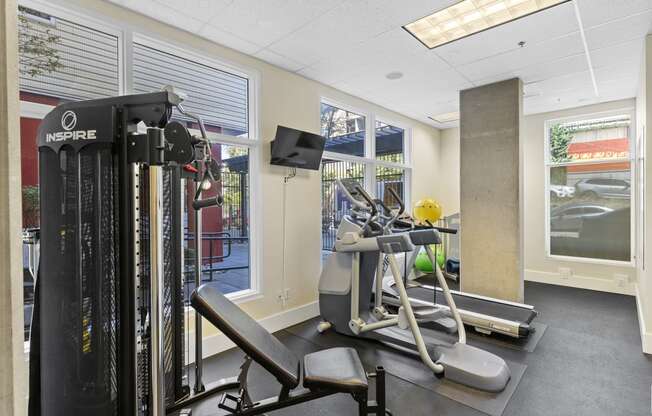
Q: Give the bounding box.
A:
[414,198,442,225]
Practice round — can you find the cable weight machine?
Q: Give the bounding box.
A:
[29,90,234,416]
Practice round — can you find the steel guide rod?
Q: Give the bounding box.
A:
[194,178,206,394]
[149,166,166,416]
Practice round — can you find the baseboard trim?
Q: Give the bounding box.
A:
[187,300,320,361]
[635,284,652,354]
[525,269,635,296]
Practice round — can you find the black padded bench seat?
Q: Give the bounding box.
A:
[304,347,368,393]
[191,284,301,388]
[190,284,387,415]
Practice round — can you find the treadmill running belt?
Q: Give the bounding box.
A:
[406,286,536,325]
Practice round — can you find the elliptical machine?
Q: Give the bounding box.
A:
[318,179,511,392]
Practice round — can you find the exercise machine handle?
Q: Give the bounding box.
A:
[193,195,224,210]
[424,220,457,235]
[355,185,378,218]
[387,187,405,216]
[374,198,392,218]
[432,226,457,235]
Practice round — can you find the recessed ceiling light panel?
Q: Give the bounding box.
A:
[429,111,460,124]
[404,0,570,49]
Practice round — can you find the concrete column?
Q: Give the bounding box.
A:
[459,78,524,302]
[0,0,26,414]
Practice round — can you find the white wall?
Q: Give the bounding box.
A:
[48,0,440,342]
[636,34,652,353]
[1,0,27,413]
[412,125,442,207]
[438,128,461,216]
[438,98,637,296]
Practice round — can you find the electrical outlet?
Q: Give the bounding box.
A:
[277,290,286,303]
[558,267,572,279]
[277,289,291,305]
[614,274,628,288]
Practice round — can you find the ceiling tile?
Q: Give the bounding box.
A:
[536,70,594,95]
[524,87,599,115]
[590,37,646,69]
[457,32,584,82]
[433,1,578,67]
[371,0,459,26]
[116,0,205,30]
[517,53,588,84]
[198,25,262,55]
[153,0,233,23]
[595,79,639,103]
[207,0,344,48]
[268,0,399,67]
[254,49,305,72]
[576,0,652,29]
[584,9,652,50]
[297,28,452,86]
[594,60,642,86]
[108,0,645,120]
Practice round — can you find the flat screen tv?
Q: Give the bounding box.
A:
[270,125,325,171]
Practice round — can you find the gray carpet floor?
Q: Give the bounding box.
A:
[190,282,652,416]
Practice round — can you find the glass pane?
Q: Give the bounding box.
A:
[133,43,249,138]
[19,6,122,342]
[184,144,251,297]
[548,115,630,163]
[320,102,365,157]
[549,164,631,262]
[375,121,404,164]
[19,6,120,102]
[376,166,405,209]
[321,159,365,255]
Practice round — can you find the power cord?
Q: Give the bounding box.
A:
[280,167,297,308]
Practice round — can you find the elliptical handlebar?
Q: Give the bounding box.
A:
[387,187,404,216]
[354,185,379,235]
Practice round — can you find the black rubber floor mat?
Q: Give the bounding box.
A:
[287,318,527,416]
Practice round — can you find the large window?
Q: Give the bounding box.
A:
[18,3,260,347]
[320,102,366,157]
[184,144,251,297]
[133,37,258,297]
[546,113,634,263]
[321,159,365,253]
[133,41,249,138]
[320,100,410,253]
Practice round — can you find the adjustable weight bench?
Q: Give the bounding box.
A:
[190,284,390,415]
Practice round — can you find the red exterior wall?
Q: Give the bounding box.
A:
[567,138,630,173]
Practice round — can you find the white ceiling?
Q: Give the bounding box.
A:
[106,0,652,128]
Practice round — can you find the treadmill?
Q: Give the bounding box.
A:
[375,198,538,339]
[382,275,537,338]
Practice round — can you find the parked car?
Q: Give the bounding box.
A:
[575,178,631,199]
[550,203,613,232]
[550,185,575,198]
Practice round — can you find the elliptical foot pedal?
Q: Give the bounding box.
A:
[218,392,243,413]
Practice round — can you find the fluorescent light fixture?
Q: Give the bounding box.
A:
[404,0,570,49]
[429,112,460,124]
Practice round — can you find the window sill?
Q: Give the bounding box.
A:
[546,253,635,268]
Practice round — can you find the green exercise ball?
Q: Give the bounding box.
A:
[414,246,445,272]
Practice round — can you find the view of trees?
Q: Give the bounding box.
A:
[18,8,63,78]
[549,123,573,185]
[320,103,365,138]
